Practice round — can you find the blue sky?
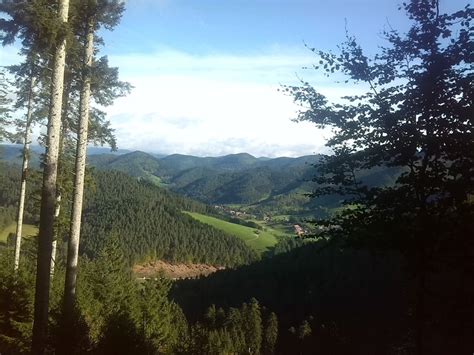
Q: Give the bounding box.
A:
[104,0,410,56]
[1,0,468,157]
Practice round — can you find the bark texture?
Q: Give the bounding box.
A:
[63,16,94,325]
[31,1,70,353]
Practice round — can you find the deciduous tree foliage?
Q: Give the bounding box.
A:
[285,0,473,353]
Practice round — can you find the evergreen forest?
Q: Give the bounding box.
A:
[0,0,473,354]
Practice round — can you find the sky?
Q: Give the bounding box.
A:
[0,0,468,157]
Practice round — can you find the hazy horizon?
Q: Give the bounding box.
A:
[1,0,466,157]
[0,142,323,159]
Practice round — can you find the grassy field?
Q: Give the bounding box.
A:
[259,222,293,238]
[0,223,38,244]
[184,212,280,253]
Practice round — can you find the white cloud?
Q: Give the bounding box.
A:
[1,45,361,157]
[103,48,362,157]
[108,77,331,156]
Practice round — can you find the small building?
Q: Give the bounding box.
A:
[293,224,304,237]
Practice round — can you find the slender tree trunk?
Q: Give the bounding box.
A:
[63,16,94,326]
[50,194,61,279]
[50,240,57,277]
[14,75,36,272]
[31,1,70,353]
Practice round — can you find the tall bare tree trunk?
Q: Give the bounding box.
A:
[31,1,70,353]
[50,194,61,278]
[63,16,94,324]
[50,240,57,277]
[14,75,36,272]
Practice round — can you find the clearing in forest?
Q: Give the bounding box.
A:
[133,260,224,279]
[0,223,38,244]
[184,211,279,253]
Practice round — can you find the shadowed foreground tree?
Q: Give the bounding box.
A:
[263,312,278,355]
[286,0,473,354]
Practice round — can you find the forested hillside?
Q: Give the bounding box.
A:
[172,240,407,354]
[0,163,256,266]
[80,170,257,266]
[0,145,42,169]
[87,150,404,217]
[1,0,472,353]
[3,146,401,216]
[0,162,38,232]
[88,150,162,179]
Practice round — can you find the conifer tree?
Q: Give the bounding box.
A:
[0,251,35,353]
[263,312,278,354]
[63,0,127,337]
[31,1,71,352]
[0,1,72,352]
[0,69,11,141]
[243,298,263,354]
[7,56,40,272]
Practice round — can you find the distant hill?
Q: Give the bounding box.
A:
[87,150,322,210]
[85,149,405,216]
[1,145,401,217]
[0,144,129,168]
[161,154,321,211]
[158,152,261,175]
[0,144,43,167]
[88,150,161,178]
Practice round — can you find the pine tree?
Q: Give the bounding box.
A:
[32,1,71,353]
[243,298,263,354]
[0,69,11,141]
[225,307,246,353]
[297,320,311,354]
[263,312,278,354]
[63,1,127,339]
[0,1,73,352]
[0,250,35,353]
[133,279,176,352]
[9,59,38,272]
[63,0,98,330]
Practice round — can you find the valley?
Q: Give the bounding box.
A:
[0,1,471,353]
[0,141,471,354]
[184,211,281,253]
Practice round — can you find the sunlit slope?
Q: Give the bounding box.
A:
[184,211,278,253]
[0,223,38,244]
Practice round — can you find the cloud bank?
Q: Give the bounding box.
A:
[103,47,352,157]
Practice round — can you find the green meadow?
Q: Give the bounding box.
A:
[184,212,282,253]
[0,223,38,244]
